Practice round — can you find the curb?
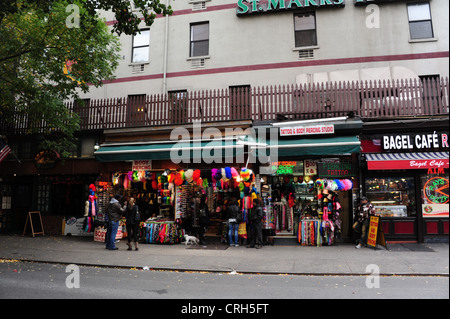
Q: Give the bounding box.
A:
[3,257,449,278]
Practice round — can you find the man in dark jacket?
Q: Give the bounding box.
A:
[247,198,264,249]
[105,194,126,250]
[353,196,376,249]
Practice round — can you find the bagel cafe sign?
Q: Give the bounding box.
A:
[382,132,449,151]
[236,0,345,16]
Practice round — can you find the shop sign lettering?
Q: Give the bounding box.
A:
[34,149,60,169]
[304,159,318,176]
[382,132,449,151]
[132,160,152,170]
[236,0,345,16]
[355,0,418,5]
[279,124,334,136]
[423,177,449,205]
[271,160,304,175]
[317,162,356,177]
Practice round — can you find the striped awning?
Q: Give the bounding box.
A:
[365,152,449,170]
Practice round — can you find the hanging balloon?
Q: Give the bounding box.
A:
[193,169,201,182]
[231,167,239,178]
[211,168,218,181]
[185,169,194,183]
[240,168,250,181]
[174,172,183,186]
[225,167,232,180]
[167,172,175,184]
[315,179,323,189]
[221,168,229,181]
[214,169,222,181]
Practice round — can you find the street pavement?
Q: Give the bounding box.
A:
[0,234,448,276]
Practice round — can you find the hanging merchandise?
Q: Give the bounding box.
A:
[84,184,97,233]
[145,221,183,244]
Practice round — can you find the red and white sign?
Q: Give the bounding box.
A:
[280,124,334,136]
[368,159,449,170]
[304,159,318,176]
[132,160,152,170]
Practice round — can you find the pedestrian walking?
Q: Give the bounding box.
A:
[105,194,126,250]
[353,196,376,249]
[125,197,140,251]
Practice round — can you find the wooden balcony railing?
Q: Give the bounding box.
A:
[2,77,448,134]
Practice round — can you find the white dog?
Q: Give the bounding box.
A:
[184,234,199,245]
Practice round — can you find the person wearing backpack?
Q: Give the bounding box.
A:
[125,197,140,251]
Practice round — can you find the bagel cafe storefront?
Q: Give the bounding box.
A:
[361,131,449,243]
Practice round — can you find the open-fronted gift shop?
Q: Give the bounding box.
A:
[255,117,363,245]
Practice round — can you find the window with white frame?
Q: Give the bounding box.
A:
[407,2,434,40]
[132,29,150,63]
[190,22,209,57]
[294,12,317,48]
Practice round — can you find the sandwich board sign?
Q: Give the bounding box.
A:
[367,215,388,250]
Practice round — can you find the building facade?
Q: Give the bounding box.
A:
[79,0,449,99]
[1,0,448,243]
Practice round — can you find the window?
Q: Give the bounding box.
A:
[190,22,209,57]
[132,29,150,63]
[37,183,50,215]
[127,94,147,125]
[229,85,251,120]
[294,12,317,48]
[407,2,434,40]
[365,177,416,217]
[169,90,188,124]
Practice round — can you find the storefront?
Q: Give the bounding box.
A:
[92,161,264,245]
[93,124,259,245]
[254,116,363,245]
[362,131,449,243]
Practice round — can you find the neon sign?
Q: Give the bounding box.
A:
[423,177,449,204]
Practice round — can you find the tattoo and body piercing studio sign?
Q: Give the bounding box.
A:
[236,0,345,16]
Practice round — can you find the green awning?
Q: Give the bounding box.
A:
[94,140,244,163]
[253,135,361,157]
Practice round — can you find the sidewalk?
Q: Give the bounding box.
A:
[0,234,448,276]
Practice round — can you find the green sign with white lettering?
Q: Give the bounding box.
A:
[236,0,345,16]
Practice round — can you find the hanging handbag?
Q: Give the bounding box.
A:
[135,206,141,223]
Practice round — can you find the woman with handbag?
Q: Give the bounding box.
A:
[125,197,140,251]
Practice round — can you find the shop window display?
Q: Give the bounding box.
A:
[365,177,416,217]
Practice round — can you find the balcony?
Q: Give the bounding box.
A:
[1,77,448,134]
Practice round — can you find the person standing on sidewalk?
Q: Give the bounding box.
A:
[226,198,241,247]
[247,198,264,249]
[106,194,126,250]
[125,197,140,251]
[353,196,376,249]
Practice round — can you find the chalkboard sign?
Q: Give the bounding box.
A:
[367,215,387,249]
[23,211,45,237]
